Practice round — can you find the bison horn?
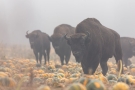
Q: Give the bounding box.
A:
[85,31,90,37]
[26,30,29,35]
[64,33,70,40]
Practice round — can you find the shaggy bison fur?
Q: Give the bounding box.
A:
[120,37,135,67]
[51,24,75,65]
[65,18,123,75]
[26,30,51,65]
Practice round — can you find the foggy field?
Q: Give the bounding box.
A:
[0,43,75,62]
[0,0,135,90]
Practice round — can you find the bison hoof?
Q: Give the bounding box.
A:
[36,63,41,67]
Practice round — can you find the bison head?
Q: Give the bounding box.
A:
[25,31,39,49]
[51,33,67,50]
[64,32,90,62]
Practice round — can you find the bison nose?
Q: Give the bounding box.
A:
[73,51,80,56]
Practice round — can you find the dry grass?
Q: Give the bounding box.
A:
[0,43,75,62]
[0,43,34,60]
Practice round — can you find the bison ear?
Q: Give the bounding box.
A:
[64,33,71,41]
[64,34,71,45]
[25,35,29,38]
[85,31,90,38]
[26,30,29,38]
[84,31,90,44]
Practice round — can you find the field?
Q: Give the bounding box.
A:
[0,43,135,90]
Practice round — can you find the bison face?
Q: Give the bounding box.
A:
[51,36,66,50]
[26,32,38,49]
[64,32,90,62]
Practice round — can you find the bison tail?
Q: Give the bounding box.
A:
[117,60,122,78]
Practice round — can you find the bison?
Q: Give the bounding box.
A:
[26,30,51,65]
[51,24,75,65]
[120,37,135,67]
[65,18,123,76]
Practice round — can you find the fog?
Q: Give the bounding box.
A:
[0,0,135,44]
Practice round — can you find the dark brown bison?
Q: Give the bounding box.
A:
[51,24,75,65]
[65,18,123,76]
[26,30,51,65]
[120,37,135,67]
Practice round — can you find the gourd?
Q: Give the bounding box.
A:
[0,77,16,87]
[113,82,129,90]
[86,79,105,90]
[66,83,86,90]
[78,77,91,86]
[37,85,51,90]
[107,74,117,81]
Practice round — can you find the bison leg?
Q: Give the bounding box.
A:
[43,51,47,65]
[81,63,89,74]
[59,55,64,65]
[33,50,38,63]
[100,58,108,76]
[123,57,128,67]
[90,61,100,74]
[46,48,50,64]
[65,50,71,65]
[128,60,132,66]
[39,52,43,65]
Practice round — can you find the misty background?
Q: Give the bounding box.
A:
[0,0,135,45]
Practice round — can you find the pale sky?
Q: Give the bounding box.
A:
[0,0,135,44]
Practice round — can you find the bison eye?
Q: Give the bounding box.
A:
[80,42,85,48]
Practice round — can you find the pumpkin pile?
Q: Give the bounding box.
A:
[0,58,135,90]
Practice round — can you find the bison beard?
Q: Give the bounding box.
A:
[65,18,123,77]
